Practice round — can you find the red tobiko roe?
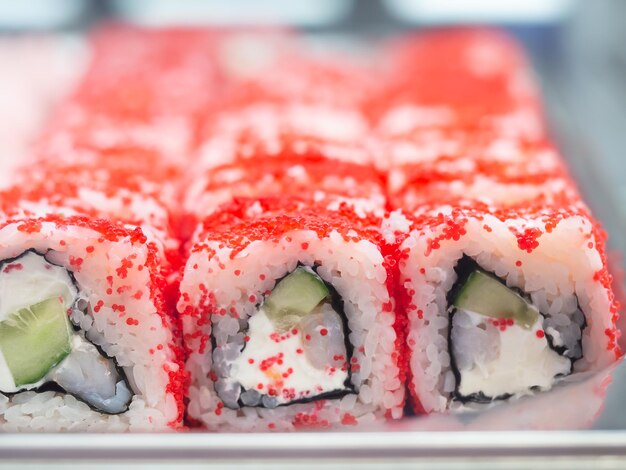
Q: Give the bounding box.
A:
[373,29,538,123]
[202,150,384,197]
[194,195,384,259]
[395,140,568,189]
[2,145,182,227]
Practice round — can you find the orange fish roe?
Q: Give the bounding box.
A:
[2,263,23,274]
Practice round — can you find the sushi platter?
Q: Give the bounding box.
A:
[1,15,626,468]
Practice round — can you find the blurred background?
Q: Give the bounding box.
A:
[0,0,624,251]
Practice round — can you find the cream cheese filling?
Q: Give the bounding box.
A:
[452,309,571,399]
[233,306,349,405]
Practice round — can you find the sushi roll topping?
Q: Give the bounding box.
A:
[448,256,584,404]
[213,265,355,409]
[0,251,132,414]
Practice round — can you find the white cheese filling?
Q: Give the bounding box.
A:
[451,309,571,399]
[232,305,349,406]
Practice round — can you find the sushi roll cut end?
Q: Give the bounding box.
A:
[0,251,133,414]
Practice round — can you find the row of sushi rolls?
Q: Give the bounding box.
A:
[0,25,621,432]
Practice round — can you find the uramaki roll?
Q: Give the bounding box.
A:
[179,197,406,430]
[0,27,216,431]
[0,210,185,431]
[397,203,620,413]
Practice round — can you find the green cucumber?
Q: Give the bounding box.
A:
[452,270,538,329]
[264,267,329,331]
[0,298,72,387]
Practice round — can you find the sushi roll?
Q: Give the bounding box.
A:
[195,41,378,174]
[397,203,620,413]
[0,27,218,431]
[179,42,405,430]
[376,28,621,415]
[179,197,406,430]
[0,213,185,431]
[372,29,567,208]
[10,145,182,254]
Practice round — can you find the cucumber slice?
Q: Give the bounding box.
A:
[264,267,329,331]
[452,270,538,329]
[0,298,72,387]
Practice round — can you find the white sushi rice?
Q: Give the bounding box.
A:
[180,228,404,431]
[399,209,617,413]
[0,221,181,431]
